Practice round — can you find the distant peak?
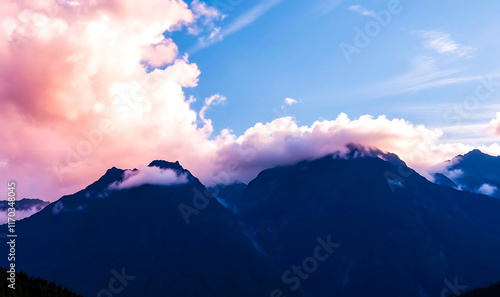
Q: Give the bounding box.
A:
[467,149,484,155]
[342,143,407,167]
[459,149,493,160]
[148,160,184,171]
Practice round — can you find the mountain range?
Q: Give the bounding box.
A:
[0,198,49,224]
[434,150,500,198]
[1,147,499,297]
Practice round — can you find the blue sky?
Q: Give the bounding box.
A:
[4,0,500,200]
[171,0,500,144]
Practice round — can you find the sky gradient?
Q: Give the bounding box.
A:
[2,0,500,201]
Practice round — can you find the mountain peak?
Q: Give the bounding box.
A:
[148,160,184,171]
[465,149,485,156]
[343,143,407,167]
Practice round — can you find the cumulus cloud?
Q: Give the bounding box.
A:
[284,98,297,105]
[414,30,475,57]
[109,166,188,190]
[477,184,498,196]
[0,0,215,200]
[489,112,500,136]
[142,37,179,68]
[207,114,500,185]
[2,0,500,202]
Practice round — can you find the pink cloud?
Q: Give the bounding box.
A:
[1,0,499,202]
[143,37,178,68]
[489,112,500,136]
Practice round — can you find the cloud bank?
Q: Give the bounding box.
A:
[0,207,44,224]
[1,0,499,201]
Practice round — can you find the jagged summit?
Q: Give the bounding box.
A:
[148,160,184,170]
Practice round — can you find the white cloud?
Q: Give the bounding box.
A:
[477,184,498,196]
[199,94,227,133]
[489,112,500,136]
[442,168,464,182]
[3,0,500,203]
[109,166,189,190]
[348,5,375,17]
[207,113,500,186]
[188,0,224,44]
[284,97,298,105]
[414,30,475,58]
[191,0,221,21]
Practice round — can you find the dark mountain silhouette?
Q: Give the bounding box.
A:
[454,281,500,297]
[0,160,306,297]
[233,147,500,297]
[0,198,49,222]
[435,150,500,198]
[0,266,83,297]
[0,198,49,212]
[208,181,247,212]
[3,147,500,297]
[433,173,458,188]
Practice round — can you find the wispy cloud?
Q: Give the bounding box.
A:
[348,5,375,17]
[414,30,475,58]
[309,0,344,17]
[187,0,225,38]
[190,0,283,53]
[341,56,491,100]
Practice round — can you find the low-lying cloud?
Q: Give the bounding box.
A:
[109,166,189,190]
[477,184,498,196]
[0,206,44,224]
